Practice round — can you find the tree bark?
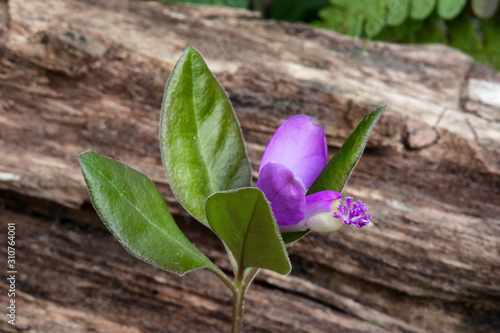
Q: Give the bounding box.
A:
[0,0,499,332]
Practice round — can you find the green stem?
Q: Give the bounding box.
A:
[231,267,261,332]
[231,287,244,333]
[208,252,262,332]
[209,266,235,292]
[242,267,260,290]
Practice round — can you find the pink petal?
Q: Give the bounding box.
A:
[303,191,344,232]
[259,115,327,189]
[304,191,341,219]
[256,162,306,228]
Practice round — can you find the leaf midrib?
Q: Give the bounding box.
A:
[238,191,258,270]
[187,54,216,195]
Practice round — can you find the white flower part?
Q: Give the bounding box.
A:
[304,199,344,232]
[305,211,344,232]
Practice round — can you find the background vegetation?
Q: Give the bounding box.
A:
[158,0,500,71]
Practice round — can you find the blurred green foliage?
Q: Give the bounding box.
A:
[156,0,500,71]
[277,0,500,71]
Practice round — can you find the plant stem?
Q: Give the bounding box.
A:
[231,287,244,333]
[231,267,261,332]
[209,266,235,291]
[242,267,260,289]
[209,257,262,332]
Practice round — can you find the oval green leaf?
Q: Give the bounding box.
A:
[472,0,500,19]
[365,3,387,38]
[307,106,385,195]
[160,47,251,225]
[387,0,410,26]
[437,0,467,20]
[410,0,436,20]
[78,151,216,276]
[205,188,291,275]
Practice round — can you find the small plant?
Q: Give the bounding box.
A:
[78,47,384,331]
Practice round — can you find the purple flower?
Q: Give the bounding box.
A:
[333,197,371,228]
[256,115,371,232]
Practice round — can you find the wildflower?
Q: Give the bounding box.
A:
[256,115,370,232]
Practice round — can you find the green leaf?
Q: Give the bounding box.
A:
[317,6,364,37]
[410,0,436,20]
[412,13,447,43]
[365,1,387,38]
[317,0,371,37]
[281,231,309,245]
[205,188,291,275]
[330,0,351,6]
[475,13,500,71]
[472,0,500,19]
[160,47,251,225]
[387,0,410,26]
[437,0,467,20]
[307,106,385,195]
[481,13,500,51]
[270,0,330,21]
[447,11,482,52]
[78,151,216,276]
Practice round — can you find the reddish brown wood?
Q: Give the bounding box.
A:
[0,0,499,332]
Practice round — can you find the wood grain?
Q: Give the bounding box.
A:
[0,0,499,332]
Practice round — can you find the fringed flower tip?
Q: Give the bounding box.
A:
[332,197,371,228]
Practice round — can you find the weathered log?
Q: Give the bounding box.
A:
[0,0,499,332]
